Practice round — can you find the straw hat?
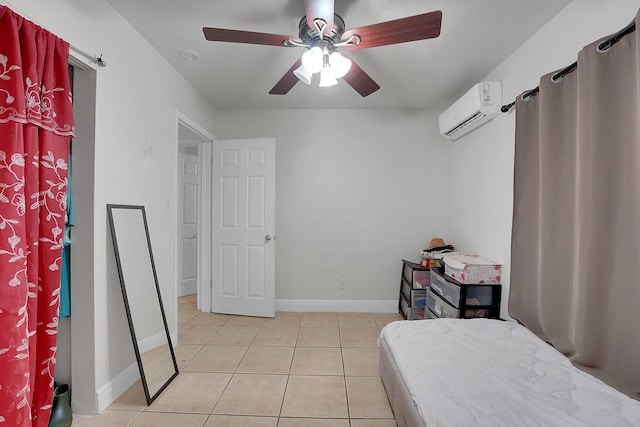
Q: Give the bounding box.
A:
[425,237,453,251]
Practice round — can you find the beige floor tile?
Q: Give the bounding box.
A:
[342,348,380,376]
[225,315,266,327]
[280,376,348,419]
[183,345,248,373]
[175,343,205,369]
[252,327,299,346]
[277,419,350,427]
[338,313,377,328]
[130,411,208,427]
[180,294,198,304]
[204,415,278,426]
[213,374,288,416]
[262,312,302,328]
[71,410,140,427]
[188,312,232,326]
[301,312,338,327]
[209,326,259,346]
[178,298,199,322]
[179,324,222,344]
[107,379,148,411]
[290,347,343,375]
[350,420,397,427]
[139,345,178,397]
[345,377,394,419]
[179,308,200,326]
[372,313,403,330]
[237,346,294,374]
[296,328,340,347]
[148,372,231,414]
[339,328,380,348]
[171,298,400,425]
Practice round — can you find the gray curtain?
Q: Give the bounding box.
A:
[510,10,640,398]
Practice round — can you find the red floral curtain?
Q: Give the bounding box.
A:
[0,6,74,426]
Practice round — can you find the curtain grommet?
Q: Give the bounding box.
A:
[551,73,563,83]
[597,41,612,53]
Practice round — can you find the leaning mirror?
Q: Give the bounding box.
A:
[107,204,178,404]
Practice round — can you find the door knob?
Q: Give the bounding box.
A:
[264,234,272,243]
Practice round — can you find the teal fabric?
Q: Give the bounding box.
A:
[59,154,74,319]
[59,245,70,318]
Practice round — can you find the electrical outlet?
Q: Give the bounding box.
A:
[339,279,346,290]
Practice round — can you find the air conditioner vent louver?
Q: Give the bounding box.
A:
[443,111,487,138]
[439,81,502,141]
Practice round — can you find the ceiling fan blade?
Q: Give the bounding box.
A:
[203,27,294,47]
[269,59,303,95]
[341,55,380,97]
[342,10,442,50]
[304,0,334,35]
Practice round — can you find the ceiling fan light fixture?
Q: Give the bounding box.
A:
[328,51,351,79]
[293,64,312,84]
[301,46,323,73]
[319,67,338,87]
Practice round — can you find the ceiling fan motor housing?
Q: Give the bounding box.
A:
[297,14,345,46]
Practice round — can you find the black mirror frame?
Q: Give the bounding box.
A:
[107,204,179,405]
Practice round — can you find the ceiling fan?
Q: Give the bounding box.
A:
[202,0,442,97]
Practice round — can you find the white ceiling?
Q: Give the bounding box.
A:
[106,0,570,111]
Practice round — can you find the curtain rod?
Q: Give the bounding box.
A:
[69,45,107,67]
[500,18,636,113]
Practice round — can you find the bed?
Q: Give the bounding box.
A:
[379,318,640,427]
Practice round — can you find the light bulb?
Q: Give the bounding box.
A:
[328,52,351,78]
[293,64,312,84]
[301,46,323,74]
[319,67,338,87]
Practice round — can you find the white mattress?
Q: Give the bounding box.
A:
[379,319,640,427]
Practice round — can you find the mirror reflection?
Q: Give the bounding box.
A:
[107,204,178,404]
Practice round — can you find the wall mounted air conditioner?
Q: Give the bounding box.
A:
[438,81,502,140]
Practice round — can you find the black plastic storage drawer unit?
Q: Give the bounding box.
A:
[426,267,501,319]
[398,260,430,320]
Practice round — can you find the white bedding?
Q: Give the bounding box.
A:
[379,319,640,427]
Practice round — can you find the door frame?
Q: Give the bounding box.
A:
[176,112,214,314]
[68,51,98,415]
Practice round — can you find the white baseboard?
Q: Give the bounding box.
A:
[275,299,398,313]
[96,331,178,413]
[96,361,139,413]
[137,330,178,353]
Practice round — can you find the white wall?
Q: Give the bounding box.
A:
[0,0,217,413]
[215,109,450,308]
[447,0,640,317]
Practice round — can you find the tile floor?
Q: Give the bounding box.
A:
[72,295,403,427]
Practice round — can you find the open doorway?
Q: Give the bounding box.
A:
[176,114,214,313]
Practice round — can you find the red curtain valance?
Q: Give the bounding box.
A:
[0,6,74,137]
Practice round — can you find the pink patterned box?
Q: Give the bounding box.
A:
[442,254,502,284]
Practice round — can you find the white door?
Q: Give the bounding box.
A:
[178,151,199,297]
[212,138,276,317]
